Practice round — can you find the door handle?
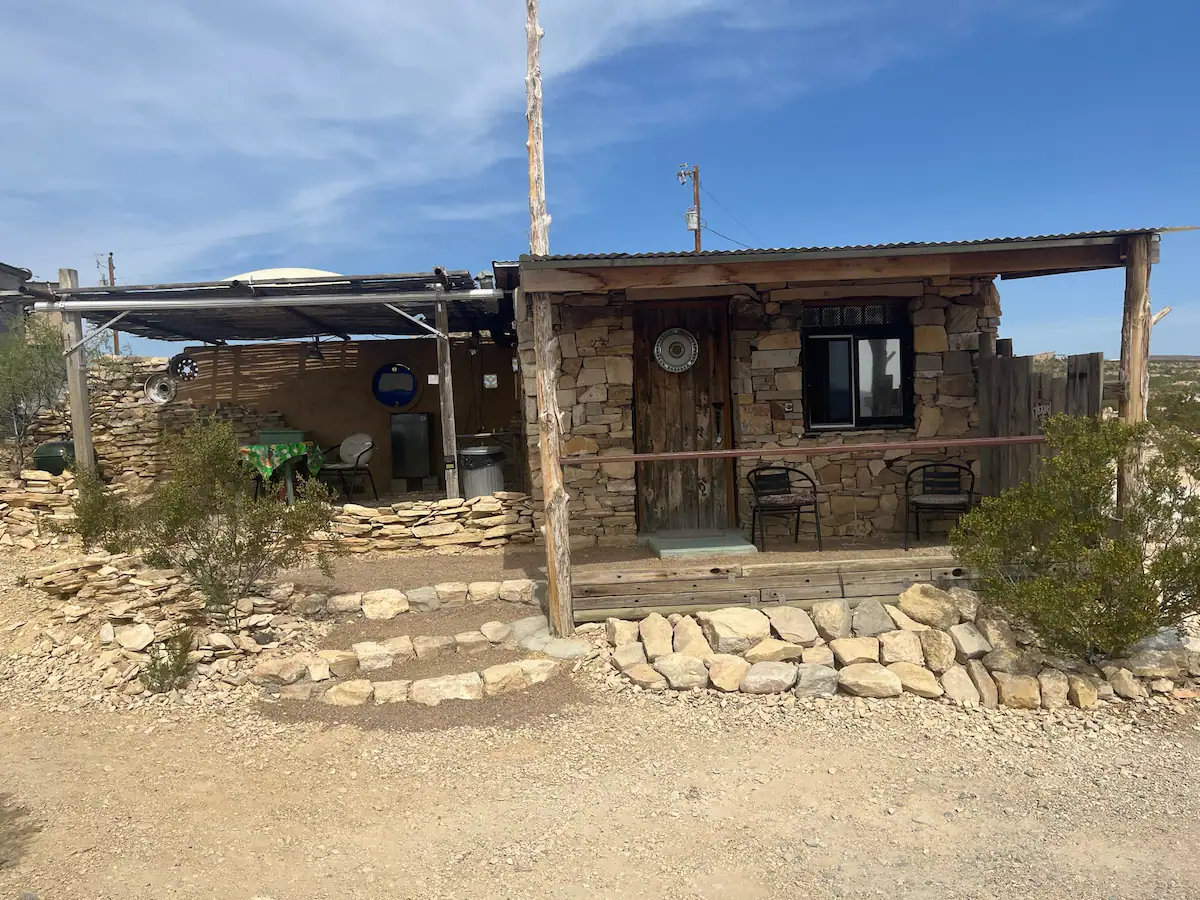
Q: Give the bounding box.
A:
[713,402,724,447]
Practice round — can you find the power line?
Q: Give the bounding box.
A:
[700,183,760,245]
[701,224,752,250]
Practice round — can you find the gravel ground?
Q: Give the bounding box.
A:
[321,601,532,649]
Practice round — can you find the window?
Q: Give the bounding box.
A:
[802,302,912,429]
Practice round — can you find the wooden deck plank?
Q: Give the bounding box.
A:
[571,565,742,587]
[573,589,760,611]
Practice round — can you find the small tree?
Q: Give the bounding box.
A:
[0,314,68,473]
[71,419,340,628]
[951,415,1200,658]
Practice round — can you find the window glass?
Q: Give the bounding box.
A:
[856,337,903,418]
[807,337,853,426]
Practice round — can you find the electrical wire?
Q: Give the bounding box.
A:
[700,184,761,245]
[702,225,753,250]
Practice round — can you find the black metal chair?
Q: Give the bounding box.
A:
[747,465,822,551]
[903,460,975,550]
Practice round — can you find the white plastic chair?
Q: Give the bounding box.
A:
[321,433,378,501]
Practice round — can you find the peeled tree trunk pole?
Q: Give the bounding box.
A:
[525,0,573,637]
[1117,233,1153,511]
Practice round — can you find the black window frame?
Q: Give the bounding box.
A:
[801,303,914,432]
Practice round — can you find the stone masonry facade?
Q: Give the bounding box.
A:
[517,277,1001,547]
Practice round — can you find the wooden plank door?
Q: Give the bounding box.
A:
[632,302,733,533]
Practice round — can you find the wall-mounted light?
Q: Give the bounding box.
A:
[305,338,325,362]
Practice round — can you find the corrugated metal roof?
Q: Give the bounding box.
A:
[520,227,1191,265]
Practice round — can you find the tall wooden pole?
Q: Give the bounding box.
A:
[1117,233,1153,508]
[526,0,573,637]
[58,268,96,473]
[107,253,120,355]
[435,294,461,499]
[692,165,702,252]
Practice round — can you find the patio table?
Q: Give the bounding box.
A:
[239,441,324,504]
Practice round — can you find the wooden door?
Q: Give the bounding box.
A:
[632,302,733,533]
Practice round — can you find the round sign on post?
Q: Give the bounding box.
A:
[653,328,699,373]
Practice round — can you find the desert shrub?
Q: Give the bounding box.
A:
[951,414,1200,658]
[69,419,339,628]
[142,627,194,693]
[1149,389,1200,434]
[0,314,68,473]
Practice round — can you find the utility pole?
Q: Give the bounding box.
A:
[678,164,701,251]
[525,0,573,637]
[107,252,120,355]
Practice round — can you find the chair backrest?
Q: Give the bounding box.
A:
[748,465,815,497]
[907,460,974,495]
[340,433,374,465]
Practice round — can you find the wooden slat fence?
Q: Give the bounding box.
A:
[977,352,1104,496]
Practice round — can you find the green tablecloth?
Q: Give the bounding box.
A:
[239,442,324,479]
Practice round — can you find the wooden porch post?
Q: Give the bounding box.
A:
[1117,233,1152,508]
[435,295,461,499]
[58,268,96,473]
[526,0,573,636]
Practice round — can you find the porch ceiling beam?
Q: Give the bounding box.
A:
[283,306,350,340]
[32,288,502,313]
[122,315,226,345]
[519,244,1129,294]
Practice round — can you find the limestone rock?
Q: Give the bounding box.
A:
[976,617,1017,652]
[918,629,957,674]
[606,618,640,647]
[410,672,484,706]
[406,586,440,612]
[624,662,667,691]
[879,630,924,666]
[509,614,549,645]
[360,589,409,620]
[208,632,236,651]
[454,632,490,654]
[639,613,675,661]
[1108,668,1147,700]
[965,660,999,709]
[697,608,771,655]
[482,663,530,696]
[373,680,411,704]
[278,683,315,701]
[653,653,710,690]
[706,654,750,692]
[468,581,502,603]
[611,642,648,672]
[992,672,1041,709]
[888,662,944,699]
[740,661,798,694]
[322,679,374,706]
[982,649,1041,676]
[434,582,470,607]
[98,622,115,644]
[852,599,895,637]
[541,637,591,660]
[802,645,835,667]
[481,621,513,643]
[830,637,879,666]
[317,649,359,678]
[948,622,992,662]
[810,599,853,641]
[516,658,561,685]
[114,623,155,651]
[499,579,536,604]
[1127,649,1184,679]
[673,616,714,660]
[352,641,396,671]
[838,663,903,698]
[793,663,838,697]
[940,665,980,705]
[744,638,805,664]
[885,605,930,632]
[898,584,960,629]
[413,635,457,660]
[764,606,819,645]
[946,586,980,621]
[381,636,415,661]
[1067,673,1099,709]
[1038,668,1069,709]
[249,656,308,686]
[328,592,363,613]
[306,659,331,682]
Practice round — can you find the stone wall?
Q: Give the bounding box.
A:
[30,356,285,489]
[517,277,1001,545]
[324,491,535,552]
[0,469,75,550]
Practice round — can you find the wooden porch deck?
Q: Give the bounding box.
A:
[570,546,969,623]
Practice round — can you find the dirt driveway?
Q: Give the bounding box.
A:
[3,684,1199,900]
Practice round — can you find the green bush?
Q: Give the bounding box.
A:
[142,627,194,693]
[0,314,68,473]
[70,419,340,628]
[951,415,1200,658]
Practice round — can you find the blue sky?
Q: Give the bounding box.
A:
[2,0,1197,356]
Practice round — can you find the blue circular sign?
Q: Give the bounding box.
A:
[372,363,419,408]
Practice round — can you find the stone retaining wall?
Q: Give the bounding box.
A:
[325,492,535,552]
[0,470,75,550]
[516,278,1001,545]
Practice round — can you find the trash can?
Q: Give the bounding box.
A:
[32,440,75,475]
[458,445,506,499]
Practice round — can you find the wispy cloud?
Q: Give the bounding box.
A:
[0,0,1103,284]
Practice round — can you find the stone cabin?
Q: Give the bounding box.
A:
[510,231,1159,548]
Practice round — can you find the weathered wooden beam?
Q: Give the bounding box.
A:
[1118,233,1153,509]
[435,295,460,499]
[520,244,1126,294]
[58,268,96,473]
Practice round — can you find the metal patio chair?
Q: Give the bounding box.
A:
[747,465,822,551]
[320,433,379,502]
[903,460,975,550]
